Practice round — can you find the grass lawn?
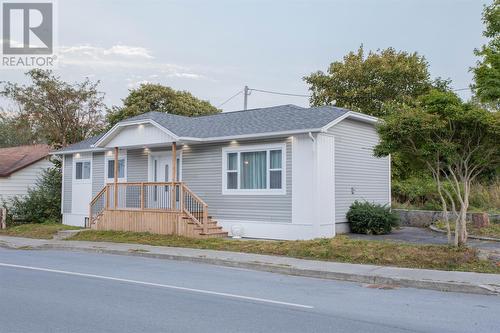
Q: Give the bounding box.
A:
[69,230,500,274]
[0,223,81,239]
[435,220,500,239]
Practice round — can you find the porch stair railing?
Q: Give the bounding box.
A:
[89,182,210,234]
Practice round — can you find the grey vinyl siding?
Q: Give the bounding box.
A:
[327,119,390,224]
[127,148,148,182]
[182,138,292,223]
[92,152,104,196]
[63,155,72,213]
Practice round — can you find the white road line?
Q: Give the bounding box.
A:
[0,262,313,309]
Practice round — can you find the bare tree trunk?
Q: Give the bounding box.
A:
[435,176,451,244]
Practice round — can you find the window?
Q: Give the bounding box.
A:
[223,145,285,194]
[107,159,125,179]
[75,161,91,180]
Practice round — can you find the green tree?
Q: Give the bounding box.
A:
[375,90,500,246]
[472,0,500,108]
[106,83,220,127]
[304,46,431,117]
[0,109,39,148]
[1,70,105,148]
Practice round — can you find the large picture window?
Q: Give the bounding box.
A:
[223,144,285,194]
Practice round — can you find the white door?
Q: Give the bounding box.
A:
[148,152,181,209]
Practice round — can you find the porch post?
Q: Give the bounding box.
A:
[171,142,177,182]
[171,142,177,210]
[114,147,118,209]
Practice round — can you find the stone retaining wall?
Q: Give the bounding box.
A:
[393,209,500,227]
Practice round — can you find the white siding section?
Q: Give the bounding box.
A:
[0,158,52,203]
[291,134,315,226]
[327,119,390,232]
[315,133,335,236]
[291,133,335,238]
[105,124,175,147]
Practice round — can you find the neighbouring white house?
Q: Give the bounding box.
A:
[0,144,53,203]
[53,105,390,240]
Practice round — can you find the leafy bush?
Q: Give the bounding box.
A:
[347,201,399,235]
[5,166,61,225]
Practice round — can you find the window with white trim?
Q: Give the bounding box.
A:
[223,145,285,194]
[105,152,127,182]
[107,159,125,179]
[75,160,91,180]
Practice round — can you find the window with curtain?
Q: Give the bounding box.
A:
[223,146,284,193]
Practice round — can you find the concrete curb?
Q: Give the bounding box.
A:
[0,236,499,296]
[429,224,500,242]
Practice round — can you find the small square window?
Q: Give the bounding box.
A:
[75,161,90,180]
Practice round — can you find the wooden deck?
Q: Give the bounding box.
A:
[89,182,228,238]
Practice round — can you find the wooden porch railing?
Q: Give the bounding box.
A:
[89,182,209,233]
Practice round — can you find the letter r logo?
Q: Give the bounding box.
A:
[2,2,53,55]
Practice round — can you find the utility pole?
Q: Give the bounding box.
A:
[243,85,250,110]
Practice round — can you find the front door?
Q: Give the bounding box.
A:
[148,152,181,209]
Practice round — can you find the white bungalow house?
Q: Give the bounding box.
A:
[54,105,390,240]
[0,144,52,203]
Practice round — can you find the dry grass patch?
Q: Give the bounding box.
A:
[435,220,500,239]
[0,223,81,239]
[69,230,500,274]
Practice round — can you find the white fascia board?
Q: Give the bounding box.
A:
[347,111,380,123]
[320,111,380,132]
[196,128,322,143]
[93,119,180,147]
[50,148,106,155]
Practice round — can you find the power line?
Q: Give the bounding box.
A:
[217,90,243,108]
[452,87,471,91]
[249,88,311,98]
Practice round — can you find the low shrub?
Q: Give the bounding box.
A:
[347,201,399,235]
[4,166,61,225]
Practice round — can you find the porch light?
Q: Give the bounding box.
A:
[138,124,144,129]
[106,151,113,156]
[75,153,81,158]
[230,140,238,145]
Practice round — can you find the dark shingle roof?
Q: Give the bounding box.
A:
[123,104,348,138]
[0,144,51,177]
[56,104,350,153]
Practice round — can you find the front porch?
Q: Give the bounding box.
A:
[89,181,228,238]
[89,140,227,238]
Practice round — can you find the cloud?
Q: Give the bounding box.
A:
[57,44,205,80]
[102,45,153,59]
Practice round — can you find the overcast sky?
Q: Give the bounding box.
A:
[0,0,490,112]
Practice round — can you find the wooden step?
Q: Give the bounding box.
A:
[199,231,228,238]
[193,225,223,231]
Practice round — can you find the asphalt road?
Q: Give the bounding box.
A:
[0,248,498,333]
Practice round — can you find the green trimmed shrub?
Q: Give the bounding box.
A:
[4,166,61,225]
[347,201,399,235]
